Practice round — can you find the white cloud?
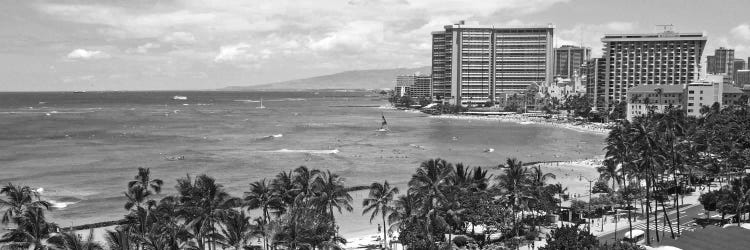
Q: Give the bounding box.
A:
[161,32,197,44]
[556,22,638,57]
[309,21,384,52]
[731,23,750,41]
[214,43,272,63]
[66,49,110,60]
[133,43,161,54]
[605,22,635,32]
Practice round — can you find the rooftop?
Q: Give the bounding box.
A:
[723,84,744,94]
[602,31,706,42]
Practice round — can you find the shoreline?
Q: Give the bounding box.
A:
[431,113,612,135]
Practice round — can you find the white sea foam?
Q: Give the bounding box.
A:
[264,149,339,154]
[49,200,78,209]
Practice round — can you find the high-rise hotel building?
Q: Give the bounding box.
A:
[596,31,706,109]
[554,45,591,79]
[431,23,554,104]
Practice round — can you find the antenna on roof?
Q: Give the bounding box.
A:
[656,24,674,32]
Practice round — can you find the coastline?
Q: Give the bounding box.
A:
[431,113,612,135]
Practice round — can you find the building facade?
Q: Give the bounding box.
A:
[598,31,707,110]
[737,69,750,88]
[584,58,606,109]
[626,84,685,121]
[394,75,413,97]
[554,45,591,79]
[626,81,744,120]
[733,59,746,84]
[431,23,555,105]
[394,75,431,99]
[707,47,734,76]
[412,75,432,99]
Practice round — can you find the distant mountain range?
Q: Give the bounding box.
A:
[223,66,430,90]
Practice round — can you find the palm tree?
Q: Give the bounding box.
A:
[292,166,320,197]
[597,160,622,192]
[530,165,556,187]
[124,185,156,211]
[177,174,241,250]
[104,227,133,250]
[0,183,51,225]
[129,167,164,195]
[0,206,58,249]
[217,210,256,250]
[244,179,278,250]
[363,180,399,249]
[408,158,455,244]
[313,170,353,229]
[496,158,530,238]
[48,229,104,250]
[387,194,419,233]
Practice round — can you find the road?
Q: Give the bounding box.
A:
[598,203,708,244]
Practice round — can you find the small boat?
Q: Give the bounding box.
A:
[173,96,188,100]
[376,113,389,132]
[484,148,494,153]
[256,98,266,109]
[73,91,86,93]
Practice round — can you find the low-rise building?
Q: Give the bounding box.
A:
[626,81,745,120]
[626,84,685,121]
[394,74,431,99]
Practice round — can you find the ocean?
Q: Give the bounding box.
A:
[0,90,605,238]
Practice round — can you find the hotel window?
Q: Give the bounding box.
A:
[688,103,694,106]
[689,90,694,94]
[688,109,693,112]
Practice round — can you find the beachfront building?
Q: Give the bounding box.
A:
[626,81,745,120]
[554,45,590,79]
[431,22,555,105]
[394,74,431,99]
[412,75,432,100]
[394,75,413,97]
[597,31,707,111]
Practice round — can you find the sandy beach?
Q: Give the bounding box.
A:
[432,114,612,135]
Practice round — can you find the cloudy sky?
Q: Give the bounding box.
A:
[2,0,749,91]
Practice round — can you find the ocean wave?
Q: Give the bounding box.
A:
[234,99,259,103]
[49,200,79,209]
[46,196,83,209]
[263,149,339,154]
[258,134,283,140]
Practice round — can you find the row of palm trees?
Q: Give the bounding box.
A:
[363,158,563,249]
[0,165,353,250]
[3,158,574,250]
[600,103,750,245]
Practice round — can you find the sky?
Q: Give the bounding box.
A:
[1,0,749,91]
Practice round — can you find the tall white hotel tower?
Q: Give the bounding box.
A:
[431,22,554,105]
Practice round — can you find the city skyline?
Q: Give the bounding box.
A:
[2,0,750,91]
